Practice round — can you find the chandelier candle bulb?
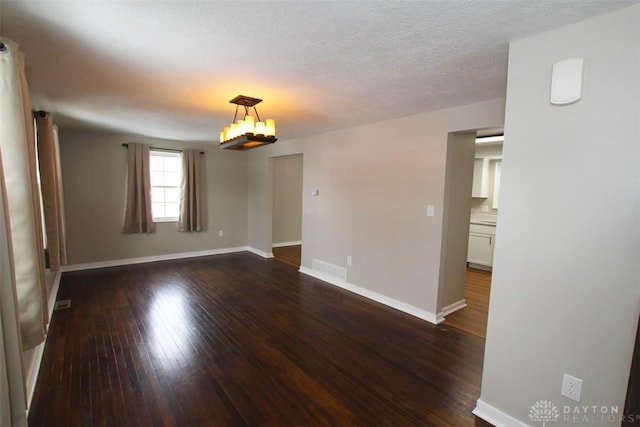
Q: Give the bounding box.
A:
[255,121,266,135]
[244,115,255,134]
[265,119,276,137]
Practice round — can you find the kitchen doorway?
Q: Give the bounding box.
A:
[440,128,503,339]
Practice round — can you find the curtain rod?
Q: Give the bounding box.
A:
[121,143,204,154]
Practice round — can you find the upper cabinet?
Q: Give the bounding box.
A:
[472,158,490,198]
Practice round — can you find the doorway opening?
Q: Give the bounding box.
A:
[440,128,503,339]
[271,154,303,268]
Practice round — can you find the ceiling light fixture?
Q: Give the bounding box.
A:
[475,135,504,144]
[218,95,277,150]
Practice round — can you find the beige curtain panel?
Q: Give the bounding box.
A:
[123,143,155,233]
[0,166,28,426]
[178,149,203,232]
[36,113,68,272]
[0,39,48,352]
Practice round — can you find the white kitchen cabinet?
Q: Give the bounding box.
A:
[472,158,490,198]
[467,223,496,267]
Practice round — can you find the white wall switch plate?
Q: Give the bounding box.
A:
[427,205,435,217]
[347,256,352,266]
[311,189,319,196]
[218,230,224,237]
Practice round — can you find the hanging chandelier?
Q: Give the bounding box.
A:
[218,95,277,150]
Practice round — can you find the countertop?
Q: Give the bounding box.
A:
[470,214,497,226]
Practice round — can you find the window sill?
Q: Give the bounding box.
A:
[154,217,178,223]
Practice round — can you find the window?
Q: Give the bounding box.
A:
[150,150,181,222]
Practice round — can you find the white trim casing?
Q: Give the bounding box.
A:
[246,247,274,259]
[60,246,256,272]
[473,398,528,427]
[440,299,467,318]
[272,240,302,248]
[299,266,441,325]
[26,270,62,410]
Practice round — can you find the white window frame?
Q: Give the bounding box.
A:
[149,150,182,222]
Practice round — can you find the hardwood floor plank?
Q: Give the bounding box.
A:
[273,244,301,267]
[443,268,492,338]
[29,252,492,426]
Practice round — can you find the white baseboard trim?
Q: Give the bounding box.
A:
[25,341,45,411]
[60,246,250,272]
[26,270,62,410]
[299,266,441,324]
[246,247,274,258]
[440,299,467,317]
[47,270,62,319]
[272,240,302,248]
[468,262,492,272]
[473,398,528,427]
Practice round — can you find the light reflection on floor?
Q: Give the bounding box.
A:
[147,284,194,371]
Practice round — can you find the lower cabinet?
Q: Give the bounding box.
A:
[467,224,496,267]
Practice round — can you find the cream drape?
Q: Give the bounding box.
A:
[123,143,155,233]
[178,149,203,232]
[0,39,47,351]
[0,164,28,426]
[1,38,45,425]
[35,113,67,272]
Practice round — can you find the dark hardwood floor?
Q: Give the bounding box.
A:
[443,268,491,339]
[272,244,301,268]
[29,252,492,426]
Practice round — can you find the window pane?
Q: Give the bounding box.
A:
[150,156,163,171]
[150,171,164,185]
[150,152,182,221]
[152,203,165,218]
[151,187,164,202]
[165,188,180,203]
[164,157,180,172]
[165,172,180,186]
[165,202,179,218]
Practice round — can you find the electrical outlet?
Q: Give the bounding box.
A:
[347,256,352,266]
[561,373,582,402]
[218,230,224,237]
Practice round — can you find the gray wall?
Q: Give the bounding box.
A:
[248,98,504,318]
[439,132,475,310]
[272,154,303,245]
[478,4,640,424]
[59,129,248,265]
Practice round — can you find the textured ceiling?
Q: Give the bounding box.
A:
[1,0,637,143]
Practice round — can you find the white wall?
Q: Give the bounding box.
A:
[59,129,248,266]
[477,4,640,426]
[248,98,504,320]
